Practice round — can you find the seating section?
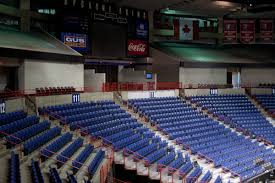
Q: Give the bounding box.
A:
[36,86,76,96]
[41,132,73,158]
[6,120,51,147]
[254,95,275,117]
[31,160,44,183]
[88,149,105,176]
[0,115,39,137]
[42,100,203,181]
[189,95,275,145]
[9,152,21,183]
[23,126,61,155]
[0,110,26,126]
[129,97,275,181]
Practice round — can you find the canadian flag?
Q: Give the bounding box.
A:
[174,18,199,40]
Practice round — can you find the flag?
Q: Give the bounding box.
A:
[179,18,199,40]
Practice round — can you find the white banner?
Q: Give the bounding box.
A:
[180,19,193,40]
[127,90,177,99]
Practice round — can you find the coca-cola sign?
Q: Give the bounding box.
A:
[127,39,148,56]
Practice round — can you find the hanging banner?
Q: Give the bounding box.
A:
[260,20,273,42]
[173,18,179,40]
[179,18,199,40]
[136,20,148,39]
[127,39,148,57]
[223,20,237,43]
[240,20,255,44]
[61,32,89,53]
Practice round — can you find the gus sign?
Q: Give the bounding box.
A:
[61,33,88,52]
[127,39,148,57]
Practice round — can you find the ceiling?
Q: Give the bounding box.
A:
[115,0,275,17]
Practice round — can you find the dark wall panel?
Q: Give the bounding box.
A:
[91,22,127,58]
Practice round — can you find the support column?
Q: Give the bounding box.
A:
[20,0,30,32]
[148,10,154,43]
[217,17,223,45]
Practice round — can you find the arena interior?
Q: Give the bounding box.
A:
[0,0,275,183]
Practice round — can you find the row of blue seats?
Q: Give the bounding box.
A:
[39,102,96,114]
[40,101,115,114]
[69,113,130,130]
[0,110,26,126]
[0,115,39,137]
[31,160,44,183]
[9,152,20,183]
[72,145,94,170]
[88,150,105,176]
[54,104,120,118]
[49,168,62,183]
[186,166,202,183]
[23,127,61,155]
[6,120,50,146]
[41,132,72,158]
[57,137,83,164]
[63,109,124,124]
[200,170,212,183]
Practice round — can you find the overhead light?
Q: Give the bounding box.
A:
[214,1,233,7]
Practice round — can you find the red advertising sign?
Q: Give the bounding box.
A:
[223,20,237,43]
[260,20,273,42]
[173,18,179,40]
[127,39,148,56]
[240,20,255,44]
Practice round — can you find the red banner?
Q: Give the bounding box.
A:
[223,20,237,43]
[260,20,273,42]
[240,20,255,44]
[173,18,179,40]
[127,39,148,56]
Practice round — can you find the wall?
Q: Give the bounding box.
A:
[121,90,179,100]
[151,47,180,82]
[241,68,275,86]
[91,22,127,58]
[179,68,227,85]
[118,68,155,83]
[84,69,105,92]
[36,92,114,107]
[0,67,7,90]
[250,88,273,95]
[19,59,84,90]
[5,98,25,113]
[184,88,245,96]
